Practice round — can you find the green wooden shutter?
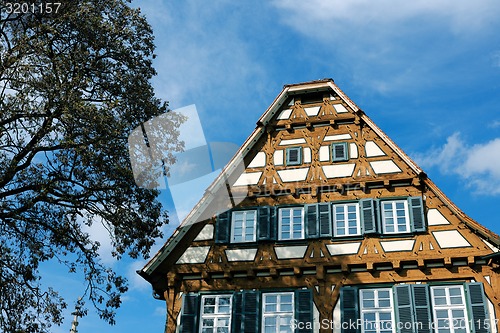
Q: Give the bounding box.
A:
[286,147,302,165]
[412,285,432,333]
[360,199,377,234]
[257,206,271,241]
[318,203,332,237]
[340,286,360,333]
[179,294,199,333]
[305,204,318,239]
[270,206,277,240]
[215,210,231,244]
[295,289,314,333]
[408,197,426,233]
[242,290,260,333]
[332,142,349,161]
[394,285,414,333]
[232,292,243,332]
[465,282,490,333]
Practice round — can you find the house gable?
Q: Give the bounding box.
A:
[139,79,500,333]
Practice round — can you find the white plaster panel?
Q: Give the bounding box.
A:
[333,104,349,113]
[483,239,500,253]
[304,106,321,116]
[313,302,320,332]
[274,245,308,259]
[326,242,361,256]
[319,146,330,161]
[380,240,415,252]
[303,147,312,163]
[487,297,498,333]
[427,209,451,226]
[349,143,358,159]
[176,246,210,264]
[332,294,341,333]
[324,134,352,141]
[277,168,309,182]
[225,248,258,262]
[193,224,214,241]
[274,150,284,166]
[233,172,262,186]
[365,141,386,157]
[369,160,401,174]
[247,151,266,168]
[279,138,307,146]
[322,164,356,178]
[330,94,336,100]
[433,230,471,248]
[277,108,292,120]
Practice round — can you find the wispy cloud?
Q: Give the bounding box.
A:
[491,51,500,68]
[272,0,500,94]
[416,133,500,195]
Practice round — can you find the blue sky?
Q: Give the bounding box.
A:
[52,1,500,332]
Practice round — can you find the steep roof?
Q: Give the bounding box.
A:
[139,79,500,282]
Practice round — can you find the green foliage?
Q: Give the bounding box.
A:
[0,1,183,331]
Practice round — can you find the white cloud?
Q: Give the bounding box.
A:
[127,260,151,292]
[272,0,500,94]
[491,51,500,68]
[81,217,116,265]
[416,133,500,195]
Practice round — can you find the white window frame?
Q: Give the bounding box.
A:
[262,292,294,333]
[230,210,257,243]
[286,146,302,166]
[381,200,410,234]
[359,288,395,333]
[430,285,470,333]
[278,207,305,240]
[332,202,361,237]
[199,295,232,333]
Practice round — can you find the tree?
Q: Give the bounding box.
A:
[0,1,184,331]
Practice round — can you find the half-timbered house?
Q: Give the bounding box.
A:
[139,79,500,333]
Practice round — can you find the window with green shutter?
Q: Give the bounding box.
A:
[332,142,349,161]
[286,147,302,166]
[333,202,361,237]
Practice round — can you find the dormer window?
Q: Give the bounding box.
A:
[286,147,302,166]
[332,142,349,162]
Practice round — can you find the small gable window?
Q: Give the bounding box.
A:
[332,142,349,162]
[231,210,257,243]
[332,202,361,237]
[286,147,302,166]
[278,207,305,240]
[381,200,410,234]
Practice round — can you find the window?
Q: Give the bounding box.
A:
[231,210,257,243]
[430,286,469,333]
[200,295,232,333]
[360,289,394,333]
[286,147,302,165]
[332,142,349,161]
[262,292,294,333]
[333,203,361,236]
[381,200,410,234]
[340,283,490,333]
[279,207,305,240]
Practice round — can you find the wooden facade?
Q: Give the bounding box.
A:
[139,79,500,333]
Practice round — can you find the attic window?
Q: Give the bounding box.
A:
[300,92,324,105]
[331,142,349,162]
[286,147,302,166]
